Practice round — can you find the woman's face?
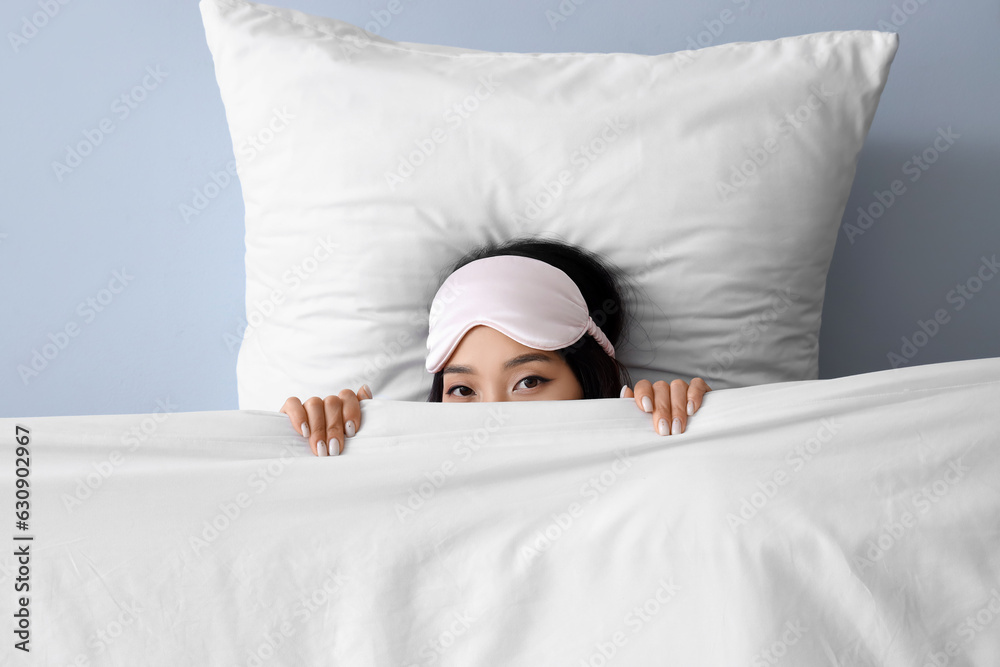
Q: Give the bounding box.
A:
[441,325,584,402]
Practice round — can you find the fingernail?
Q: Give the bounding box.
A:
[361,384,372,398]
[687,401,694,416]
[619,385,628,399]
[658,418,668,436]
[345,420,356,438]
[672,418,682,435]
[317,441,327,457]
[642,396,653,413]
[330,437,340,456]
[301,422,310,438]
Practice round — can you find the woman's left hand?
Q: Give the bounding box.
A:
[622,378,711,436]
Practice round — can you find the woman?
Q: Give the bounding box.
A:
[281,236,711,456]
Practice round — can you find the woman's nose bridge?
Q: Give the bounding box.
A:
[481,388,512,403]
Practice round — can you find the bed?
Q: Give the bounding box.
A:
[5,355,999,664]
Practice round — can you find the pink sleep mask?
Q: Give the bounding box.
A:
[426,255,616,374]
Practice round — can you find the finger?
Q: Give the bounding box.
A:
[688,377,712,415]
[279,397,309,439]
[620,384,633,399]
[633,379,654,414]
[303,397,327,457]
[324,395,345,456]
[359,384,373,400]
[670,379,688,435]
[651,380,671,436]
[341,389,362,441]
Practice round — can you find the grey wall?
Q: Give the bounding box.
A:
[2,0,998,417]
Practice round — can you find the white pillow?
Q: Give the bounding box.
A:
[199,0,898,410]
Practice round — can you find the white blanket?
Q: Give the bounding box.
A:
[3,357,999,666]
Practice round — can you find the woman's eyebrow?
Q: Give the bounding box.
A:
[443,353,554,376]
[504,353,554,369]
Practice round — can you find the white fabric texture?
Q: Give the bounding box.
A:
[198,0,900,410]
[5,356,999,665]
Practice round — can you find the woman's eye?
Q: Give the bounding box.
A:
[447,385,472,397]
[517,376,549,390]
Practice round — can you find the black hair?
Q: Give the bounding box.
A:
[426,235,638,402]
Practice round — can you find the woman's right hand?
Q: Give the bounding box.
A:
[280,384,372,457]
